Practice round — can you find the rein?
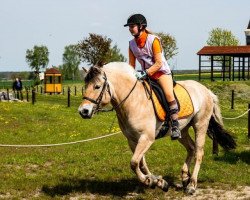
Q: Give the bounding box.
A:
[83,72,138,113]
[108,79,138,112]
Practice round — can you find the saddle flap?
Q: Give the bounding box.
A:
[144,81,194,121]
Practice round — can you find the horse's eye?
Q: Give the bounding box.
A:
[94,85,101,90]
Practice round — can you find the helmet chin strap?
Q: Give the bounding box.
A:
[133,25,143,38]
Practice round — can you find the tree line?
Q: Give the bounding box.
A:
[24,28,240,82]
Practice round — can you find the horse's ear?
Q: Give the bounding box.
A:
[82,67,89,74]
[95,60,106,68]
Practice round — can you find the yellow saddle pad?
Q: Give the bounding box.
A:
[145,82,194,121]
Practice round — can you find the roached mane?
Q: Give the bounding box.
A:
[84,66,102,84]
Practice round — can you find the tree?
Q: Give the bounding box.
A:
[156,32,178,60]
[206,28,240,46]
[60,45,80,81]
[26,45,49,73]
[206,28,240,69]
[76,33,126,66]
[108,44,127,62]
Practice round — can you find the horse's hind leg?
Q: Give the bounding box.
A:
[178,126,195,189]
[186,119,209,194]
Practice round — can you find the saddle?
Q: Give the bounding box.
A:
[143,80,194,122]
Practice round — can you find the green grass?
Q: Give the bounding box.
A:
[0,81,249,199]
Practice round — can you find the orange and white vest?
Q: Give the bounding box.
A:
[129,34,171,74]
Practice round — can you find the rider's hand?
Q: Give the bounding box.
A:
[135,70,148,80]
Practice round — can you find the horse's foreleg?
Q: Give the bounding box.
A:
[128,141,151,175]
[140,156,151,175]
[178,126,195,189]
[130,134,156,186]
[186,121,208,194]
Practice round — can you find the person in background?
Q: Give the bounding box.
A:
[124,14,181,140]
[12,77,23,100]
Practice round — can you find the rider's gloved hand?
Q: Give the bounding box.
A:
[135,70,148,80]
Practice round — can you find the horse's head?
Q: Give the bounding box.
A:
[78,65,112,119]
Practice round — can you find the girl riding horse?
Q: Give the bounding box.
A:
[124,14,181,140]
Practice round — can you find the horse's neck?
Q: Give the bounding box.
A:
[108,73,158,134]
[108,72,141,116]
[110,74,133,101]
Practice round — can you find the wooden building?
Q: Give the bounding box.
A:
[197,20,250,81]
[44,68,62,94]
[197,46,250,81]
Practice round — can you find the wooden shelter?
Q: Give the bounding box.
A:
[197,46,250,81]
[197,20,250,81]
[44,68,62,93]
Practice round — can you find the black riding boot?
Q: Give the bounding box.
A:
[168,100,181,140]
[170,119,181,140]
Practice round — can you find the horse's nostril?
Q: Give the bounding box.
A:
[83,109,89,115]
[79,104,93,119]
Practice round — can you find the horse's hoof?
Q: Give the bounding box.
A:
[185,186,195,195]
[157,179,169,192]
[162,180,169,192]
[182,178,190,189]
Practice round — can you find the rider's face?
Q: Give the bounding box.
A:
[129,24,139,36]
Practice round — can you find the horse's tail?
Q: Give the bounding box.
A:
[207,91,236,151]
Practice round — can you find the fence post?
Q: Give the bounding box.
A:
[248,103,250,139]
[231,90,234,109]
[213,135,219,155]
[7,88,9,101]
[14,90,17,99]
[32,88,35,105]
[26,89,29,102]
[75,86,77,96]
[20,91,23,101]
[67,87,70,107]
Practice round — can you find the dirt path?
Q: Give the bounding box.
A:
[173,186,250,200]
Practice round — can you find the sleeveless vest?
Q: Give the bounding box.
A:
[129,34,171,74]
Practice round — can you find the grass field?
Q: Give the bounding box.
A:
[0,80,249,199]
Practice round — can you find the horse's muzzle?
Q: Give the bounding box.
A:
[78,104,94,119]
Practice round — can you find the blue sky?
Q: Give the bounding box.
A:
[0,0,249,72]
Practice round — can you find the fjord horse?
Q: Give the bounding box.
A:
[78,62,236,194]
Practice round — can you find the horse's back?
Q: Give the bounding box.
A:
[176,80,214,115]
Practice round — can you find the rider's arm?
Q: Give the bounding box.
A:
[146,38,163,76]
[129,48,136,68]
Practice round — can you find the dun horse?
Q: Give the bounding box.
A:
[78,62,236,194]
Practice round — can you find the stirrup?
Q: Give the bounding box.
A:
[171,126,181,140]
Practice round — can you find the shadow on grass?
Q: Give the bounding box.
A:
[42,175,177,198]
[214,150,250,164]
[42,178,144,197]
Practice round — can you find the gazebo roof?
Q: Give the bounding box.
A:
[197,46,250,56]
[45,68,61,74]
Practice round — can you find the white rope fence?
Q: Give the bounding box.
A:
[0,131,120,148]
[0,108,249,148]
[222,109,250,120]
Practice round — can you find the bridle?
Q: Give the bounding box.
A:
[83,72,138,113]
[83,72,111,113]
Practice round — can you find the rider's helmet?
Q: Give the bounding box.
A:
[124,14,147,27]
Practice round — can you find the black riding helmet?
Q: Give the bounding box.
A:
[124,14,147,27]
